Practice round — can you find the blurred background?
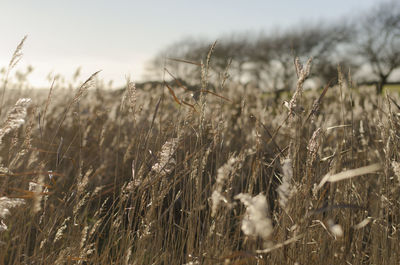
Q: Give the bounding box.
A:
[0,0,399,93]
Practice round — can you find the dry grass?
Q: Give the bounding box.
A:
[0,44,400,265]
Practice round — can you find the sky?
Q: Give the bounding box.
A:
[0,0,386,88]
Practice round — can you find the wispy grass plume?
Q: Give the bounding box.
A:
[0,98,32,145]
[234,193,273,242]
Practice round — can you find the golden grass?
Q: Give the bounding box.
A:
[0,44,400,265]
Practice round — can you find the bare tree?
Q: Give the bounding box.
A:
[146,37,207,82]
[146,19,353,95]
[147,34,255,87]
[253,21,352,93]
[355,1,400,93]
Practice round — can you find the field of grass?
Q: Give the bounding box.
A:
[0,47,400,264]
[384,84,400,94]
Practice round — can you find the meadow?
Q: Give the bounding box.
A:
[0,44,400,264]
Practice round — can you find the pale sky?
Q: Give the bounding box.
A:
[0,0,386,88]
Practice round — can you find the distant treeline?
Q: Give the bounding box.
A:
[147,0,400,94]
